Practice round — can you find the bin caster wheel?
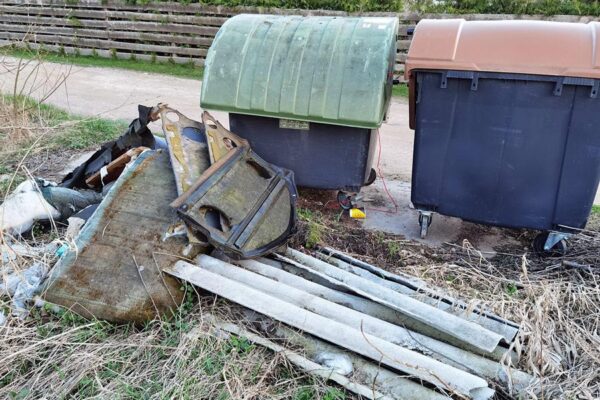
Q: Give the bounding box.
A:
[418,212,433,239]
[364,168,377,186]
[533,232,568,257]
[337,191,354,210]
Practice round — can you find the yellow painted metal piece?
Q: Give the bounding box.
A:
[159,105,210,195]
[203,111,249,164]
[350,208,366,219]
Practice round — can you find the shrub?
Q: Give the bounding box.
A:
[122,0,600,16]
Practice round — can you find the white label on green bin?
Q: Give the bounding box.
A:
[279,119,310,130]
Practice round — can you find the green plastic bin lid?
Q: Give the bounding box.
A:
[201,14,398,129]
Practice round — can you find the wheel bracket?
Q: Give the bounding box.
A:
[418,211,433,239]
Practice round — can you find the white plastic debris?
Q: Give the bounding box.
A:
[1,244,17,265]
[65,217,85,241]
[2,241,60,266]
[33,296,61,313]
[314,352,354,376]
[0,180,60,236]
[33,296,46,308]
[1,261,49,318]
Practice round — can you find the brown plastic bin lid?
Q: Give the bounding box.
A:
[405,19,600,80]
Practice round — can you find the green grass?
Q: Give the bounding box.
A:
[298,207,325,249]
[5,48,204,80]
[294,387,345,400]
[505,282,519,296]
[0,174,22,197]
[0,95,128,195]
[52,117,128,149]
[387,241,400,258]
[392,84,408,98]
[592,205,600,215]
[5,95,128,150]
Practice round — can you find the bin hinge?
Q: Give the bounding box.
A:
[439,72,447,89]
[591,81,599,99]
[470,74,479,91]
[553,78,564,96]
[416,73,423,104]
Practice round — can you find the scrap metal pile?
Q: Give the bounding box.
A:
[0,105,535,399]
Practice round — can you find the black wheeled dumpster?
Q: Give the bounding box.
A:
[201,14,399,194]
[405,19,600,255]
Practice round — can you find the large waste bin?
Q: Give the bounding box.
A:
[201,14,399,193]
[405,19,600,254]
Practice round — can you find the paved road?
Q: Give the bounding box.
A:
[1,57,598,241]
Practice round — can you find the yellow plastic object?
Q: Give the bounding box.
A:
[350,208,366,219]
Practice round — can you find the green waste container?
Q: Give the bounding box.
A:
[201,14,398,192]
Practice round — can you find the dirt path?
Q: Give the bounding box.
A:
[1,57,598,250]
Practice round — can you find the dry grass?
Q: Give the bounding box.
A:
[0,56,70,147]
[293,202,600,399]
[0,198,347,400]
[5,198,597,399]
[0,211,345,399]
[405,240,600,399]
[0,291,349,399]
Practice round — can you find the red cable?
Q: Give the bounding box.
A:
[365,128,399,214]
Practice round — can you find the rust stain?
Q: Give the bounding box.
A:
[44,151,188,324]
